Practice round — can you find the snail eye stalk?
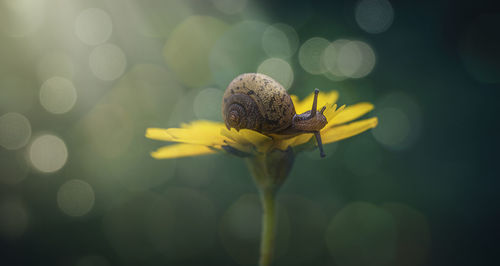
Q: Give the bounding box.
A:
[308,88,320,119]
[319,106,326,114]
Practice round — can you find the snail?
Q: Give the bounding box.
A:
[222,73,328,157]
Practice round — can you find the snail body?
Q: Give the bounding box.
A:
[222,73,328,157]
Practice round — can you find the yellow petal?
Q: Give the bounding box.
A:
[274,137,296,151]
[322,104,337,121]
[329,102,374,126]
[146,128,176,141]
[151,143,217,159]
[272,133,314,150]
[322,117,378,144]
[238,129,273,152]
[147,120,228,147]
[323,104,346,124]
[290,133,314,147]
[240,129,271,141]
[293,90,339,114]
[220,128,251,146]
[220,129,255,154]
[220,128,272,154]
[290,95,299,106]
[222,128,271,146]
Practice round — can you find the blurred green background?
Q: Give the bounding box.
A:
[1,0,499,265]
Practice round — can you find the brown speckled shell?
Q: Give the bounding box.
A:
[222,73,296,133]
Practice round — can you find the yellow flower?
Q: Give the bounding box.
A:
[146,88,378,266]
[146,90,377,159]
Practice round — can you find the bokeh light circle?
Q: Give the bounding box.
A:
[212,0,248,14]
[57,179,95,217]
[372,107,410,148]
[75,8,113,45]
[298,37,330,74]
[39,77,77,114]
[0,112,31,150]
[117,64,183,120]
[210,20,270,88]
[372,92,421,150]
[337,40,376,78]
[262,23,299,59]
[326,202,396,266]
[0,199,29,238]
[355,0,394,34]
[125,0,192,38]
[193,88,224,121]
[257,58,294,89]
[164,16,228,88]
[89,43,127,81]
[29,134,68,173]
[222,195,262,242]
[322,39,350,80]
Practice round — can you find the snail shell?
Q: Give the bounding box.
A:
[222,73,295,133]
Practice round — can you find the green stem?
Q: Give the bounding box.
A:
[246,149,294,266]
[258,187,276,266]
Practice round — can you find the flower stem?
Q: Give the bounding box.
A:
[258,187,276,266]
[246,149,294,266]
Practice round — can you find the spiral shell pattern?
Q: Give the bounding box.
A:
[222,73,296,133]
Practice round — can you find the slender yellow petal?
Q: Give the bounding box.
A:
[220,128,270,154]
[220,130,254,154]
[322,104,336,121]
[272,133,314,150]
[289,133,314,147]
[238,129,273,153]
[146,128,176,141]
[147,120,228,147]
[151,143,217,159]
[220,128,252,146]
[322,117,378,144]
[274,137,296,151]
[267,133,294,150]
[238,129,272,146]
[324,104,346,124]
[329,102,374,126]
[290,95,299,106]
[293,90,339,114]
